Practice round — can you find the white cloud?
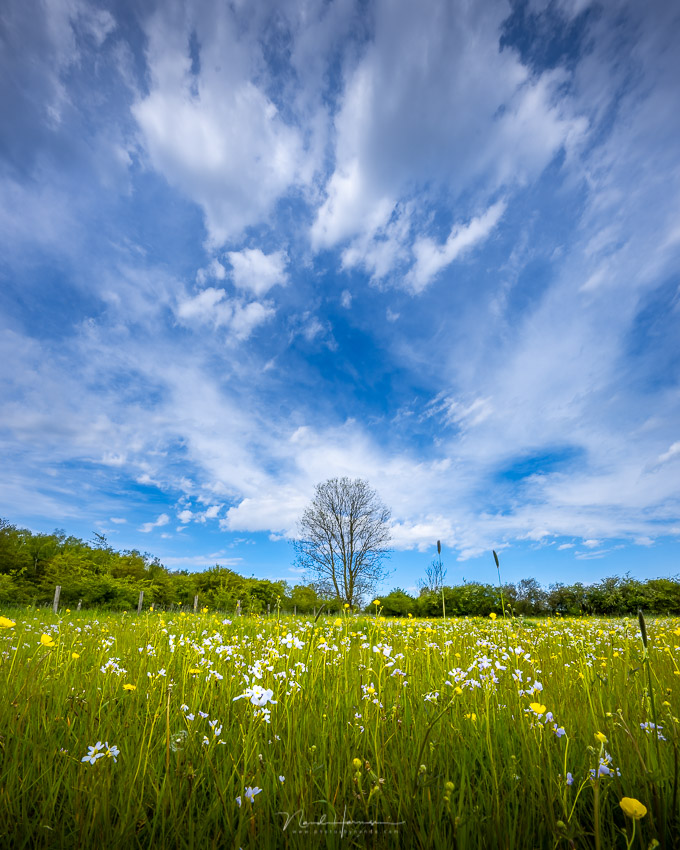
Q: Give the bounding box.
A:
[658,441,680,464]
[311,0,584,283]
[175,288,274,340]
[340,289,352,309]
[160,554,242,569]
[176,288,233,327]
[227,248,288,297]
[139,513,170,533]
[406,201,506,293]
[132,4,307,246]
[110,517,127,524]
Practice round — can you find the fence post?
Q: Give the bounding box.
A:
[52,585,61,615]
[194,595,199,613]
[267,603,270,617]
[313,606,316,618]
[77,599,82,611]
[236,599,241,617]
[137,590,144,614]
[294,605,296,616]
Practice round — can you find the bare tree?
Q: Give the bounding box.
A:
[294,478,392,607]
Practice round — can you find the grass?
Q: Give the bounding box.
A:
[1,607,679,848]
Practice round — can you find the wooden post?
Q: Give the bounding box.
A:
[294,605,296,616]
[267,603,270,617]
[77,599,82,611]
[52,585,61,615]
[236,599,241,617]
[313,606,316,618]
[137,590,144,614]
[193,595,199,613]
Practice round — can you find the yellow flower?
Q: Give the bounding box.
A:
[619,797,647,820]
[366,686,376,695]
[123,684,136,691]
[344,603,350,609]
[334,618,343,627]
[40,633,56,647]
[465,713,477,722]
[594,731,608,744]
[373,599,380,606]
[201,607,208,613]
[489,612,497,621]
[71,652,80,659]
[353,758,362,770]
[188,668,201,675]
[0,616,16,629]
[529,703,546,715]
[454,686,463,695]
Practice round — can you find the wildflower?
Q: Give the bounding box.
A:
[334,618,343,627]
[71,652,80,659]
[640,722,666,741]
[529,703,546,716]
[594,731,608,744]
[353,758,362,769]
[465,713,477,722]
[489,613,497,621]
[244,786,262,804]
[188,668,201,675]
[82,742,105,764]
[344,603,350,609]
[278,775,285,783]
[566,773,573,786]
[619,797,647,819]
[105,743,120,761]
[0,616,16,628]
[40,634,56,647]
[233,685,277,707]
[122,684,136,691]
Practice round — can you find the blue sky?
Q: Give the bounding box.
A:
[1,0,680,594]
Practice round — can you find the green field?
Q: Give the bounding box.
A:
[1,608,678,848]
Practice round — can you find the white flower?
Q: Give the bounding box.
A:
[105,743,120,762]
[81,741,105,764]
[278,775,285,783]
[233,685,277,707]
[244,786,262,803]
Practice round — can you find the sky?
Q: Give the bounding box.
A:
[1,0,679,595]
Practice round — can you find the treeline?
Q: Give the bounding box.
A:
[379,576,680,617]
[0,519,327,613]
[2,519,679,616]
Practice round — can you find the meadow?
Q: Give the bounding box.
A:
[0,607,678,849]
